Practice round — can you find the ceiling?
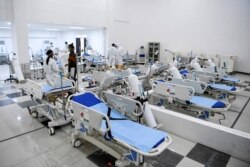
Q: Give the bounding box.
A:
[0,21,103,31]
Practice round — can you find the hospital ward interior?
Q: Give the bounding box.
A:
[0,0,250,167]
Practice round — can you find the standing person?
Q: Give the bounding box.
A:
[116,45,124,69]
[65,43,77,80]
[107,43,118,69]
[44,49,59,86]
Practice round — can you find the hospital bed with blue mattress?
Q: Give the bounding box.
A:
[179,69,242,101]
[187,66,243,87]
[23,78,76,135]
[151,80,231,122]
[70,91,172,167]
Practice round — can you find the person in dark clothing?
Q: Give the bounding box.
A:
[65,43,77,80]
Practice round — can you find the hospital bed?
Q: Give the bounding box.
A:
[190,63,243,87]
[170,73,241,102]
[70,91,172,167]
[180,69,243,100]
[23,78,76,135]
[151,80,231,123]
[83,54,107,72]
[81,71,116,95]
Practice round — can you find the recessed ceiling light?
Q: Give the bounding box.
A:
[7,22,11,25]
[69,26,85,30]
[46,28,60,31]
[27,24,30,26]
[0,27,11,29]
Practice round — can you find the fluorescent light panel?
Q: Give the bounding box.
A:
[69,26,85,30]
[46,28,60,31]
[0,27,11,29]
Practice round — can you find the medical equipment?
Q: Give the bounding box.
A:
[123,54,137,68]
[30,61,45,79]
[23,78,75,135]
[83,53,107,72]
[217,55,237,73]
[82,70,116,95]
[151,80,231,123]
[4,52,18,83]
[0,40,8,64]
[136,46,147,64]
[70,91,172,167]
[5,52,25,83]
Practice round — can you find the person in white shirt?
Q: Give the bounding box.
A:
[44,49,60,87]
[107,43,119,69]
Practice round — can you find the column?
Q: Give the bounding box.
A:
[11,0,29,64]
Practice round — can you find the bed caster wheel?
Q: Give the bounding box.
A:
[139,155,144,164]
[72,139,82,148]
[31,110,38,118]
[48,127,55,136]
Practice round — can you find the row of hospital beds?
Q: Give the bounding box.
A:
[22,71,173,166]
[21,53,246,166]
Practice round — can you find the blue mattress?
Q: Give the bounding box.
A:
[73,92,168,153]
[180,69,189,75]
[222,76,240,83]
[132,69,141,74]
[208,83,236,91]
[188,96,226,108]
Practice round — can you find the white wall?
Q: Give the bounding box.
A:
[0,0,12,22]
[26,0,107,28]
[127,0,250,73]
[107,0,130,49]
[84,29,106,56]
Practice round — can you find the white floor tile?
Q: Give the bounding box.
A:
[226,157,250,167]
[229,95,249,113]
[0,104,44,140]
[167,133,196,156]
[2,89,22,95]
[0,119,16,141]
[36,140,90,167]
[0,138,34,167]
[234,101,250,133]
[18,128,70,156]
[10,157,44,167]
[176,157,204,167]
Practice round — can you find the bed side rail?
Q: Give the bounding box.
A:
[168,77,207,94]
[153,81,195,101]
[103,91,144,117]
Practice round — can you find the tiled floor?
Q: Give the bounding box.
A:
[0,77,249,167]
